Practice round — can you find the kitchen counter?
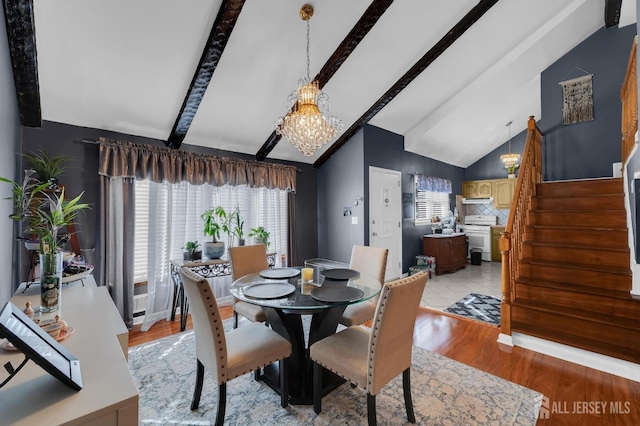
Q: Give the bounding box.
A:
[423,232,466,238]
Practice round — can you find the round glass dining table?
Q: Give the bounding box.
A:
[230,267,381,405]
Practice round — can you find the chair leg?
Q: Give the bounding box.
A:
[191,360,205,410]
[367,393,377,426]
[253,368,261,381]
[279,357,289,408]
[403,367,416,423]
[313,361,322,414]
[233,311,239,329]
[215,383,227,426]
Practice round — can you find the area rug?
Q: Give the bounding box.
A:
[129,319,542,425]
[444,293,501,326]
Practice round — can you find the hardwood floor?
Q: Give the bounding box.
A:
[129,306,640,425]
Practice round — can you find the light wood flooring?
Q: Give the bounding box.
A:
[129,306,640,425]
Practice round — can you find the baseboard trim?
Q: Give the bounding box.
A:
[497,333,513,346]
[511,332,640,382]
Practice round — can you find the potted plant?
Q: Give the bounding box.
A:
[21,149,72,190]
[201,206,227,259]
[506,164,518,178]
[229,206,245,246]
[248,226,270,248]
[182,240,202,261]
[1,169,89,312]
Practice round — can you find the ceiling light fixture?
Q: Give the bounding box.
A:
[500,121,520,170]
[274,4,343,157]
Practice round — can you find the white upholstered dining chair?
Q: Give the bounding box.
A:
[228,244,269,328]
[339,245,389,327]
[179,267,291,425]
[310,272,428,426]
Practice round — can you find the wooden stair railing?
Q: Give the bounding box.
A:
[499,116,542,336]
[621,35,637,166]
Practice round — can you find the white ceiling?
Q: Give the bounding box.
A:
[31,0,636,167]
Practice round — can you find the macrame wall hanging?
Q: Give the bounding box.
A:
[559,68,594,125]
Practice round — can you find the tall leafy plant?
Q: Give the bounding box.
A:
[1,170,89,255]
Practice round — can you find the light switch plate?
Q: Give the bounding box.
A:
[352,216,358,225]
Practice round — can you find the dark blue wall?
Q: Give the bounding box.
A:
[0,10,21,304]
[317,129,365,263]
[21,121,319,283]
[540,25,636,181]
[363,125,465,273]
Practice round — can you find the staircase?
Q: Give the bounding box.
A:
[510,177,640,363]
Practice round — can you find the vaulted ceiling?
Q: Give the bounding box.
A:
[4,0,637,168]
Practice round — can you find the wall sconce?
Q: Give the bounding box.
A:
[354,196,364,206]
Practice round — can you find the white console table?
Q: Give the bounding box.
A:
[0,277,138,425]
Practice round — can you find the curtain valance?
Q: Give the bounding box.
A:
[416,175,452,193]
[98,138,297,192]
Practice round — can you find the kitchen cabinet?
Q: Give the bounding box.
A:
[462,178,515,208]
[462,179,493,198]
[491,226,505,261]
[423,234,467,274]
[493,179,515,209]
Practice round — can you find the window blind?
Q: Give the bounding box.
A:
[133,181,288,283]
[414,179,450,225]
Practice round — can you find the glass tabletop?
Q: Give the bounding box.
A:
[230,266,381,311]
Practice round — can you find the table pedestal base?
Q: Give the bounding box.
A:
[262,306,347,405]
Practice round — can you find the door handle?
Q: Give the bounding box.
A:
[372,232,378,236]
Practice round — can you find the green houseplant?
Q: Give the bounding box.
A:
[248,226,270,248]
[506,164,518,178]
[21,149,72,190]
[1,170,89,312]
[182,240,202,261]
[201,206,227,259]
[229,205,245,246]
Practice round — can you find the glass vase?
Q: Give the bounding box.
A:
[40,251,63,313]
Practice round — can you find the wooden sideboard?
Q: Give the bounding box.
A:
[0,277,138,425]
[423,234,467,274]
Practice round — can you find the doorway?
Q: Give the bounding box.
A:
[369,166,402,281]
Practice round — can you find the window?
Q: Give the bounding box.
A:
[414,177,451,225]
[133,181,288,283]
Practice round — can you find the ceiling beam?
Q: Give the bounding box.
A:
[255,0,395,161]
[313,0,499,168]
[2,0,41,127]
[166,0,246,149]
[604,0,622,28]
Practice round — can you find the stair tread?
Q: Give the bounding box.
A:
[512,300,640,330]
[515,276,633,299]
[527,225,627,231]
[522,240,630,252]
[519,258,631,275]
[511,320,640,362]
[531,209,625,213]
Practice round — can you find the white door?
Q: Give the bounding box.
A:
[369,167,402,281]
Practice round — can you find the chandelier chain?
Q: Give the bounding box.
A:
[306,20,310,81]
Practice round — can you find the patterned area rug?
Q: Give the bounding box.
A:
[444,293,501,326]
[129,318,541,425]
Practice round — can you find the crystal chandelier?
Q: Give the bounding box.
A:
[500,121,520,169]
[274,4,343,157]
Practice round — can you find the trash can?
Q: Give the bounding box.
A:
[470,248,482,265]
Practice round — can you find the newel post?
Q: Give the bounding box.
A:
[499,232,512,335]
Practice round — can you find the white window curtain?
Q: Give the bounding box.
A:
[138,180,288,331]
